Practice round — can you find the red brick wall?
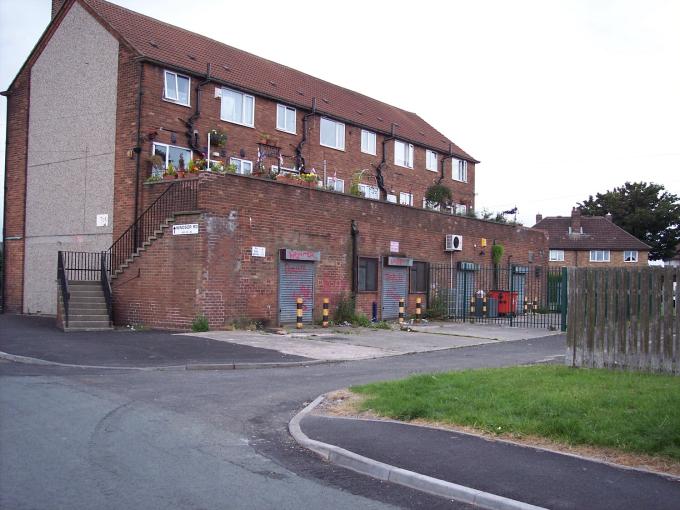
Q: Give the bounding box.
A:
[2,69,30,313]
[133,63,476,215]
[112,173,546,329]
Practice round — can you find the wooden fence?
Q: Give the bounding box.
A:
[567,267,679,374]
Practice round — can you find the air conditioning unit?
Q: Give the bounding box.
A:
[445,234,463,252]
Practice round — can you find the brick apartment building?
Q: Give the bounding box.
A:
[3,0,549,328]
[534,209,650,268]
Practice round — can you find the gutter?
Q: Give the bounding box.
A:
[132,62,144,247]
[185,63,213,152]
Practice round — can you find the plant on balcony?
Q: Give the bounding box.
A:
[148,154,165,177]
[210,161,225,173]
[145,174,163,184]
[349,170,366,197]
[163,162,177,180]
[209,128,227,147]
[425,183,452,208]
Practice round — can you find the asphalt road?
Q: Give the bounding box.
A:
[0,334,565,509]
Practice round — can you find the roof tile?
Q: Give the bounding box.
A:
[533,216,650,251]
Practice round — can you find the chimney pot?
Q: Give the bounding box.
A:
[535,213,543,224]
[605,213,613,222]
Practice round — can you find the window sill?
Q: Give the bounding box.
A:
[361,149,377,156]
[320,142,345,152]
[394,162,413,169]
[276,127,297,135]
[162,97,191,108]
[220,117,255,128]
[452,178,468,183]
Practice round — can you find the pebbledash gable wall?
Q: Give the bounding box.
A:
[134,62,476,215]
[112,174,547,329]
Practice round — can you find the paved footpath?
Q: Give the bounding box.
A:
[300,413,680,510]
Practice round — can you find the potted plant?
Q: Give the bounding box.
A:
[163,162,177,180]
[177,154,186,178]
[424,183,452,209]
[148,154,165,177]
[209,129,227,148]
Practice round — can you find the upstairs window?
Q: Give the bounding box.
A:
[164,70,190,106]
[426,150,438,171]
[453,158,468,182]
[358,183,380,200]
[399,192,413,206]
[221,87,255,127]
[326,176,344,193]
[549,249,564,261]
[361,130,377,155]
[590,250,610,262]
[394,140,414,168]
[320,117,345,150]
[229,157,253,175]
[624,250,638,262]
[276,104,296,134]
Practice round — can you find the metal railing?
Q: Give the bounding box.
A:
[57,251,70,327]
[101,252,113,321]
[108,179,199,273]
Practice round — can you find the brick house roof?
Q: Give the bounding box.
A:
[533,216,650,251]
[40,0,477,163]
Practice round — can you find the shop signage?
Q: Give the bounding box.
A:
[390,241,399,253]
[280,249,321,262]
[252,246,266,257]
[172,224,199,235]
[386,256,413,267]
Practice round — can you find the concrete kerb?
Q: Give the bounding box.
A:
[289,394,547,510]
[0,350,332,372]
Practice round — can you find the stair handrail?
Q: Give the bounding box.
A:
[57,251,70,327]
[100,251,113,324]
[108,179,199,274]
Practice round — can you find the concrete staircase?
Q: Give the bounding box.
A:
[63,281,113,332]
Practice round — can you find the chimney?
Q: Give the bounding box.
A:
[535,213,543,224]
[570,207,581,234]
[605,213,613,222]
[52,0,66,19]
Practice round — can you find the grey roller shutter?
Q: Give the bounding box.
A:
[381,266,408,319]
[278,261,315,324]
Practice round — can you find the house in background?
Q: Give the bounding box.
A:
[533,208,650,267]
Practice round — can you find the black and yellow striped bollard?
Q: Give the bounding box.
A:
[470,296,476,315]
[523,297,528,314]
[482,296,487,317]
[296,297,303,329]
[398,298,405,324]
[322,298,329,328]
[533,299,538,313]
[415,297,422,323]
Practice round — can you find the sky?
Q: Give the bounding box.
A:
[1,0,679,228]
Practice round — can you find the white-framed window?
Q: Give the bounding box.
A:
[361,130,377,155]
[549,249,565,262]
[276,104,296,134]
[624,250,638,263]
[426,150,438,171]
[163,70,190,106]
[453,158,468,182]
[326,176,344,193]
[399,192,413,206]
[590,250,611,262]
[394,140,414,168]
[230,157,253,175]
[454,203,467,215]
[320,117,345,150]
[358,183,380,200]
[152,143,191,176]
[220,87,255,127]
[271,164,297,174]
[422,197,441,211]
[387,194,398,203]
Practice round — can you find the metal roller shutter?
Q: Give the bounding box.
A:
[278,260,315,324]
[381,266,409,319]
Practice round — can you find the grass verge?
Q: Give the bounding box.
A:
[351,365,680,461]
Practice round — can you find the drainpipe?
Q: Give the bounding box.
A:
[295,97,316,173]
[132,62,144,249]
[374,123,397,200]
[185,63,212,152]
[438,143,454,184]
[351,220,359,305]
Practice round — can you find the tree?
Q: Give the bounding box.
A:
[578,182,680,260]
